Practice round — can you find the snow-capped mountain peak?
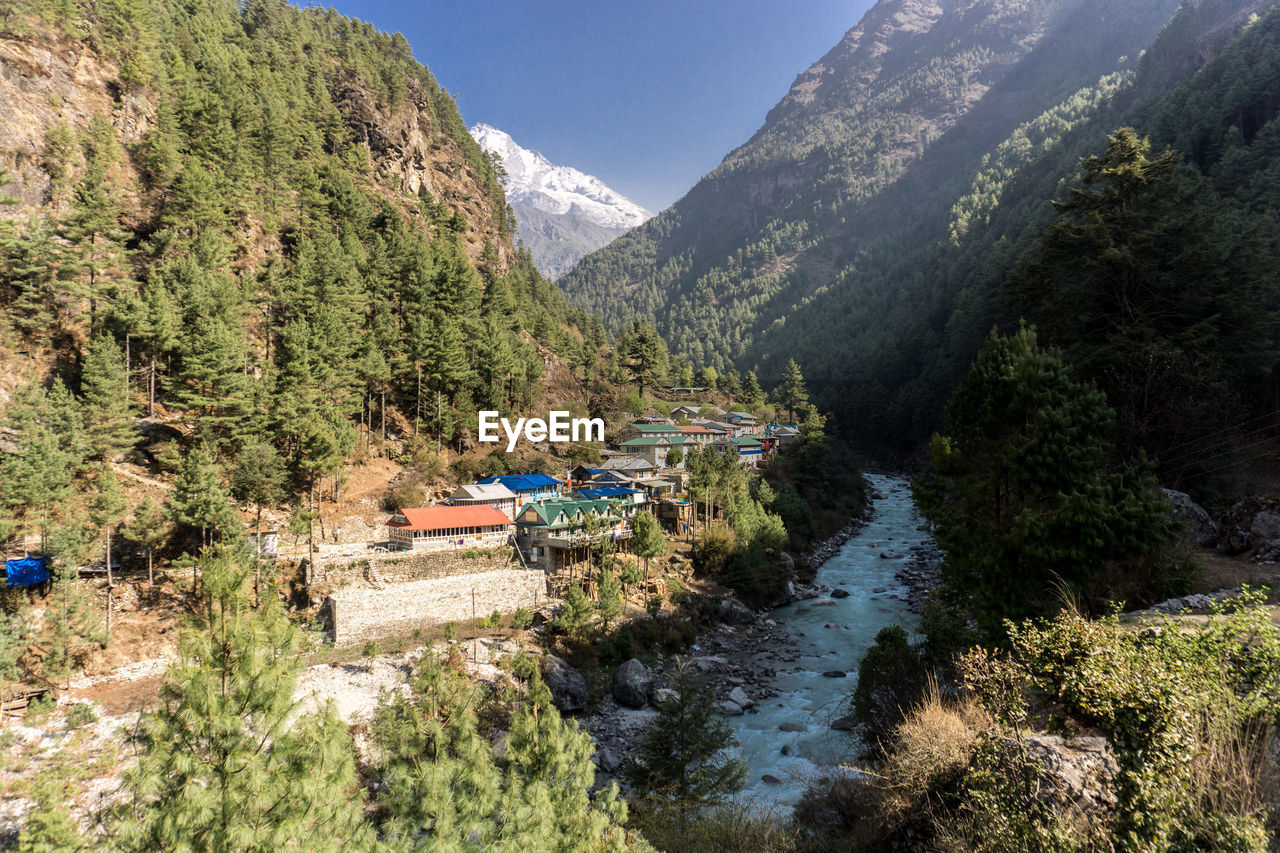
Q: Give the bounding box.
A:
[470,123,652,246]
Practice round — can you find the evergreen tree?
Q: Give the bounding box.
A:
[168,443,238,549]
[230,439,288,540]
[557,582,594,640]
[773,359,809,422]
[632,510,666,581]
[373,651,636,850]
[60,119,127,321]
[88,466,127,634]
[741,370,763,407]
[122,497,168,586]
[80,334,136,461]
[113,546,371,852]
[1011,128,1280,466]
[0,381,85,549]
[597,563,623,629]
[618,319,669,396]
[628,664,746,822]
[39,524,106,689]
[17,779,89,852]
[914,327,1178,638]
[0,609,26,715]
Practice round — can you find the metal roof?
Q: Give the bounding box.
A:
[449,483,517,501]
[475,473,562,492]
[386,505,512,530]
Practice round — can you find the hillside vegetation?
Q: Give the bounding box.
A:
[560,0,1280,490]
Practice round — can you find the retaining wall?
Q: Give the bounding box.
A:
[309,547,515,587]
[326,568,548,647]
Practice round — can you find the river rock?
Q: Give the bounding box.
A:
[612,659,652,709]
[543,655,588,713]
[809,599,836,608]
[830,715,858,731]
[779,722,806,732]
[690,655,729,673]
[830,588,850,599]
[822,670,847,678]
[879,550,902,559]
[653,688,679,706]
[596,748,622,774]
[718,700,744,716]
[728,686,753,710]
[780,744,792,756]
[718,597,754,626]
[761,774,782,785]
[779,552,796,571]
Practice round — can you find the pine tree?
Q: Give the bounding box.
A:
[557,582,594,640]
[113,546,371,852]
[373,650,636,850]
[122,497,168,586]
[632,510,666,581]
[618,319,669,396]
[39,523,107,689]
[0,381,85,549]
[914,327,1177,638]
[774,359,809,422]
[81,334,136,460]
[0,609,26,716]
[60,119,128,322]
[230,439,287,541]
[597,564,623,630]
[741,370,763,407]
[88,466,127,635]
[628,664,746,822]
[17,778,89,852]
[168,443,238,550]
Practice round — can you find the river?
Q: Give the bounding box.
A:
[726,473,931,806]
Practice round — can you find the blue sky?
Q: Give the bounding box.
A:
[331,1,872,212]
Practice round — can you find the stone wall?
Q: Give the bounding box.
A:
[309,546,515,588]
[327,569,549,647]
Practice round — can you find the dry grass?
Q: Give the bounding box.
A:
[1188,714,1279,837]
[881,679,988,797]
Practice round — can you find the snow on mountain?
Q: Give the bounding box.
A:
[469,123,652,278]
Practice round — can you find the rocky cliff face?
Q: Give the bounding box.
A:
[0,31,509,266]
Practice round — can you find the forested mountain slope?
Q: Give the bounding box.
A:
[559,0,1185,368]
[0,0,611,503]
[560,0,1280,468]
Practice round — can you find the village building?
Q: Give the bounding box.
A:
[669,404,702,420]
[723,411,760,432]
[385,505,514,552]
[617,435,688,469]
[712,435,766,467]
[474,473,562,513]
[765,424,801,451]
[515,497,635,580]
[444,482,519,520]
[575,485,648,508]
[677,423,724,447]
[630,422,685,439]
[599,455,656,475]
[701,418,747,438]
[655,498,694,534]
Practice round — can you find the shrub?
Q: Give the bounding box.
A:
[383,480,425,512]
[511,608,533,630]
[850,625,931,752]
[64,701,98,730]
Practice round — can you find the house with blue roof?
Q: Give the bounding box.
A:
[475,473,563,514]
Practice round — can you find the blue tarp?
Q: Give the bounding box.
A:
[4,556,50,587]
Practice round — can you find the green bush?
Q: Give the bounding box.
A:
[64,701,98,730]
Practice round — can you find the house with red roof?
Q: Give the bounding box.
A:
[385,504,514,552]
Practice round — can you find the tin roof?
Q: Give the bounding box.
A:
[475,473,562,492]
[386,505,512,531]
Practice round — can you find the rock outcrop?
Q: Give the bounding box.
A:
[543,655,588,713]
[1161,488,1217,547]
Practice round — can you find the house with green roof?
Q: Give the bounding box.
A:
[514,497,637,574]
[616,435,688,470]
[712,435,765,467]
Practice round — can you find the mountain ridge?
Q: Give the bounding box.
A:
[470,123,651,278]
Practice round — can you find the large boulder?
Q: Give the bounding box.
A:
[612,658,653,709]
[1162,489,1217,547]
[1010,735,1118,816]
[727,686,753,710]
[718,597,754,626]
[543,655,588,713]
